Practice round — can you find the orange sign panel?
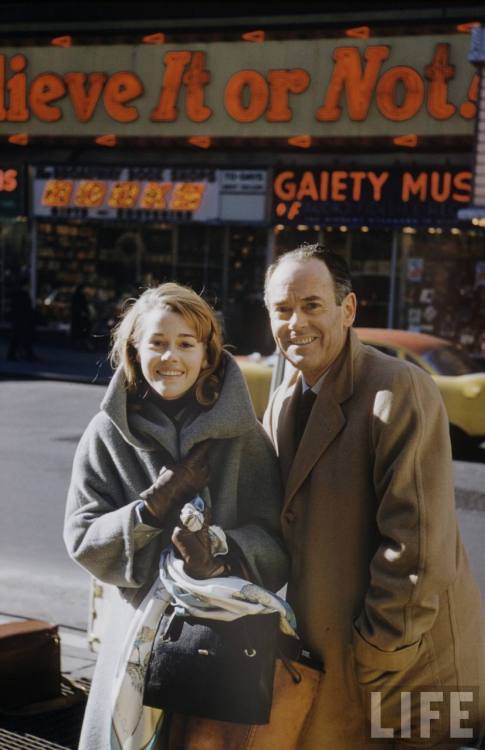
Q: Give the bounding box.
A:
[74,180,106,208]
[41,179,73,207]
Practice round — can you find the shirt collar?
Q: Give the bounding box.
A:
[301,368,330,395]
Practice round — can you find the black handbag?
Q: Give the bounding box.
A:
[143,605,281,724]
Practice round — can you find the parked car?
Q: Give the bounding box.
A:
[355,328,485,460]
[237,329,485,461]
[235,355,273,420]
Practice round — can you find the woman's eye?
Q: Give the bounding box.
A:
[180,341,195,349]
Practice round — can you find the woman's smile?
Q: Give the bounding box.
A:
[137,308,207,400]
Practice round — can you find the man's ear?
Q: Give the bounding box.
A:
[342,292,357,327]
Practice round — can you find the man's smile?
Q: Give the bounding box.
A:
[288,335,318,346]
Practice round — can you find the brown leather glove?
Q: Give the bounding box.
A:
[171,506,226,579]
[140,441,210,525]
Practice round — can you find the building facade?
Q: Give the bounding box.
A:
[1,3,484,355]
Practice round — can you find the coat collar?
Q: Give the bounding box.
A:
[281,328,361,508]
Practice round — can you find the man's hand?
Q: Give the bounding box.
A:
[140,441,210,525]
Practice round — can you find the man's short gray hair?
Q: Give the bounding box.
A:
[264,243,353,307]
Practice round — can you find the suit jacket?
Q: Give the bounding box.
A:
[264,329,485,749]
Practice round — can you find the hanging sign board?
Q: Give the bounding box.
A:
[272,166,472,226]
[33,166,267,223]
[0,35,477,138]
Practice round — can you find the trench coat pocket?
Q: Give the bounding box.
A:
[351,626,447,743]
[352,626,421,673]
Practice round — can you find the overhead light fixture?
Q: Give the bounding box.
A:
[50,36,72,47]
[450,227,461,235]
[456,22,480,33]
[297,224,309,231]
[287,135,312,148]
[8,133,29,145]
[360,226,369,232]
[402,226,416,234]
[339,225,348,232]
[188,136,212,149]
[95,134,117,147]
[241,30,265,42]
[142,33,166,44]
[345,26,370,39]
[393,134,418,147]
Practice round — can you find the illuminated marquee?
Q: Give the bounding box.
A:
[0,37,477,138]
[34,167,267,223]
[41,179,206,212]
[273,167,472,226]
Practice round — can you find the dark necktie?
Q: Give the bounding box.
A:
[296,388,317,444]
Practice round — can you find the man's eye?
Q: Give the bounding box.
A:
[305,303,320,311]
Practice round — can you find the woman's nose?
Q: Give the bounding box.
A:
[160,347,176,360]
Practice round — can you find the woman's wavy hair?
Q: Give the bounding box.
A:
[110,283,224,406]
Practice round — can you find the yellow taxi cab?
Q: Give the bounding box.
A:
[237,329,485,460]
[355,328,485,459]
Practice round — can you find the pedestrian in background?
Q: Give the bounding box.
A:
[6,272,37,361]
[70,283,92,350]
[64,282,288,749]
[264,244,485,749]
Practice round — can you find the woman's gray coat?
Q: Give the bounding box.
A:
[64,354,288,750]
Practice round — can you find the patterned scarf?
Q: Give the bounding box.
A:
[110,547,296,750]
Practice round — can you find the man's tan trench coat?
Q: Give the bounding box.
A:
[264,329,485,749]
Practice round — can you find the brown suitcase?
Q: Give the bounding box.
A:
[0,619,61,709]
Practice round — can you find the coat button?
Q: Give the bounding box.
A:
[284,509,296,523]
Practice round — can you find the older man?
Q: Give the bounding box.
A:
[264,244,485,750]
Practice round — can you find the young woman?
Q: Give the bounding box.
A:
[64,283,288,750]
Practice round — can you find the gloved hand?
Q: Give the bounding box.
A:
[140,441,210,525]
[171,502,227,579]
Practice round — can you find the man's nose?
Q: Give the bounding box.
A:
[288,309,306,329]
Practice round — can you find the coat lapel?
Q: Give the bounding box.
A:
[282,329,359,509]
[269,379,298,486]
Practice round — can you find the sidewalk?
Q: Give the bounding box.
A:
[0,333,112,385]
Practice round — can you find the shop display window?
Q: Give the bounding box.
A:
[225,227,270,354]
[0,219,30,327]
[350,228,392,328]
[175,225,225,304]
[400,228,485,357]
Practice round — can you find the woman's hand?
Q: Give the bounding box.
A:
[171,499,227,579]
[171,522,226,579]
[140,441,210,525]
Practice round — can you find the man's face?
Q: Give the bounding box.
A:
[266,258,356,386]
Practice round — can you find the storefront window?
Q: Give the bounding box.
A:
[225,227,270,354]
[0,219,29,326]
[350,228,392,328]
[399,227,485,356]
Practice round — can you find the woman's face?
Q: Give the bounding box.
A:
[136,307,207,400]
